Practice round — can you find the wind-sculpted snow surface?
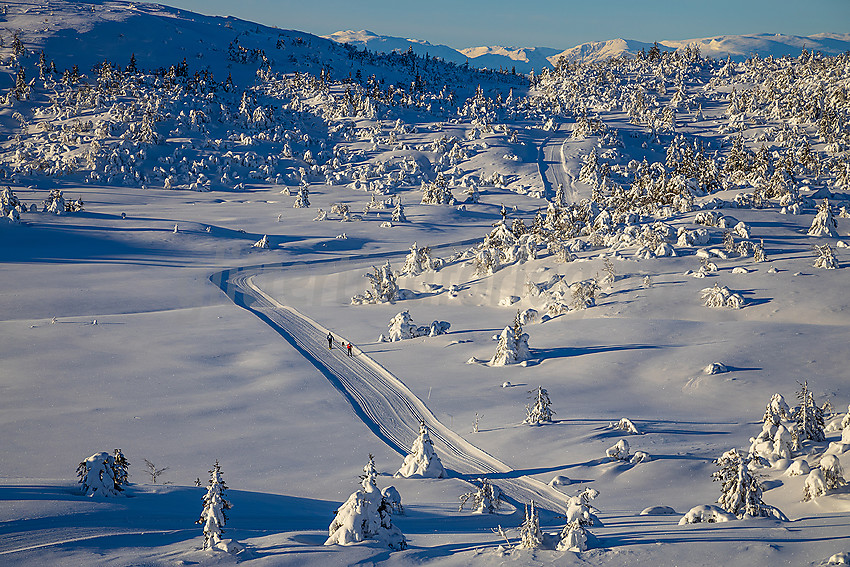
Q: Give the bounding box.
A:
[211,258,567,514]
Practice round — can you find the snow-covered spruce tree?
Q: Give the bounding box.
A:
[794,380,825,447]
[557,520,588,552]
[112,448,130,489]
[763,393,790,426]
[803,468,827,501]
[399,242,434,276]
[458,477,502,514]
[395,422,446,478]
[570,279,599,310]
[420,174,455,205]
[813,244,838,269]
[77,452,121,497]
[712,449,771,518]
[197,460,232,551]
[353,262,399,304]
[253,235,270,249]
[819,454,847,490]
[565,487,600,527]
[490,313,530,366]
[326,457,407,550]
[293,185,310,208]
[524,386,554,425]
[43,188,65,215]
[1,186,22,215]
[391,199,407,222]
[386,311,417,342]
[517,501,543,550]
[557,487,600,551]
[808,199,838,237]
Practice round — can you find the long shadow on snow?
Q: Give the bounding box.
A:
[531,343,660,362]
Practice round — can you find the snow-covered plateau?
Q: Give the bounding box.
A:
[1,1,849,565]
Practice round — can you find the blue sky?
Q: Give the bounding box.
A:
[160,0,849,49]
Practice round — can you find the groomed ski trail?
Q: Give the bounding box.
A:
[211,255,568,515]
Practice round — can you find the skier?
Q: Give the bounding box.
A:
[327,333,334,350]
[347,342,353,357]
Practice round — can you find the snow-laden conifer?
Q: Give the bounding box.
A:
[819,454,846,491]
[491,313,530,366]
[813,244,838,269]
[399,242,434,276]
[712,448,773,518]
[77,451,121,497]
[808,199,838,237]
[395,422,446,478]
[701,283,744,309]
[352,261,399,304]
[794,380,825,447]
[458,477,502,513]
[763,393,790,426]
[523,386,554,424]
[517,501,543,550]
[293,185,310,208]
[326,456,407,550]
[112,448,130,489]
[391,199,407,222]
[197,460,232,551]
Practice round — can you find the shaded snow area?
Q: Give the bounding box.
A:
[1,1,850,565]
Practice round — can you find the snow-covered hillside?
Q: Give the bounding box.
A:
[1,1,849,566]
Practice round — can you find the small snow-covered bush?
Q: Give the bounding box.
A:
[630,451,651,464]
[381,485,404,515]
[701,283,745,309]
[253,235,270,249]
[606,439,630,461]
[395,422,446,479]
[610,417,641,434]
[678,504,736,524]
[813,244,839,269]
[803,468,827,501]
[820,455,847,490]
[293,185,310,208]
[704,362,728,375]
[785,459,811,476]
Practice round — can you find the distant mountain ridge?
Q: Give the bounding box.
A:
[325,30,850,72]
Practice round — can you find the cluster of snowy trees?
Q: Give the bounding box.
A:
[681,383,849,523]
[380,310,450,342]
[76,450,242,552]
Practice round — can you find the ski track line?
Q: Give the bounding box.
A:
[0,528,188,555]
[210,251,568,514]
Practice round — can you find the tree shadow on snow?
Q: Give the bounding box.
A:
[531,343,661,363]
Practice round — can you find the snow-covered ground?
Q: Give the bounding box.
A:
[1,1,849,565]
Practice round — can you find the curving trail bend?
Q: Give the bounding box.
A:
[211,254,568,514]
